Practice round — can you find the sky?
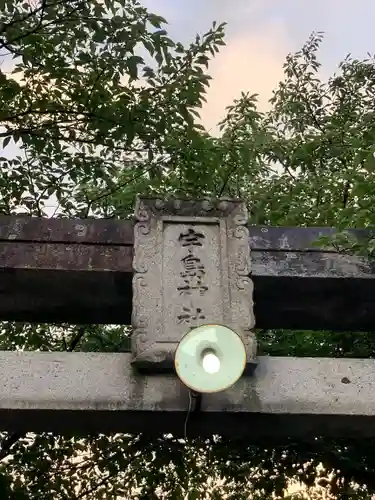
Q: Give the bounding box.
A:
[2,0,374,152]
[142,0,375,131]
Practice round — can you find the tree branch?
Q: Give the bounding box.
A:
[67,326,86,351]
[0,0,53,36]
[86,159,165,211]
[0,432,23,462]
[342,180,350,208]
[0,0,84,48]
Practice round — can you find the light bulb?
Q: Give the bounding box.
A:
[174,324,246,393]
[202,352,220,374]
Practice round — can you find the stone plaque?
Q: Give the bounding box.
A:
[131,197,257,372]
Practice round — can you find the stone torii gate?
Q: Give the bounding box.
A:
[0,197,375,439]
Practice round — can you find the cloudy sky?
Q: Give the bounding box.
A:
[143,0,375,131]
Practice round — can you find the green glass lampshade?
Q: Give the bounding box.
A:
[174,324,246,393]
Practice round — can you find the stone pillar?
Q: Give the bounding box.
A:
[131,198,257,373]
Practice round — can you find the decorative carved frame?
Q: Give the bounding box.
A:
[131,197,257,373]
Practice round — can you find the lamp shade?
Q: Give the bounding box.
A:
[174,324,246,393]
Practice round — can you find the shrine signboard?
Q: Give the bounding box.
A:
[131,198,257,372]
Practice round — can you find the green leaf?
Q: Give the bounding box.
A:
[364,152,375,172]
[92,28,106,43]
[126,55,144,80]
[147,13,167,28]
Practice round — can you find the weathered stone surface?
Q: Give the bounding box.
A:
[0,216,374,330]
[0,215,370,250]
[0,352,375,438]
[132,198,256,372]
[253,251,372,278]
[249,226,372,251]
[0,241,133,324]
[0,242,133,271]
[0,216,133,244]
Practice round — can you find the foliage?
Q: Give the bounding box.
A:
[0,0,224,218]
[1,1,375,498]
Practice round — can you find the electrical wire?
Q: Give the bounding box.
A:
[184,389,193,440]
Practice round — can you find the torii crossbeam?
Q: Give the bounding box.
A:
[0,210,374,437]
[0,216,373,331]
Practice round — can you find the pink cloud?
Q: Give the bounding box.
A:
[200,21,291,133]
